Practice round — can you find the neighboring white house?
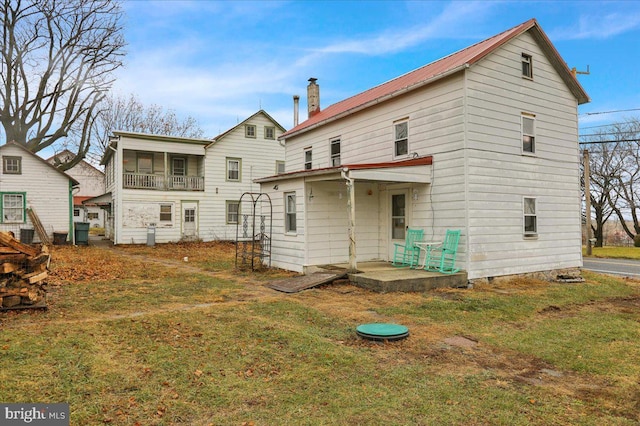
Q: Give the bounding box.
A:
[47,150,106,228]
[0,142,79,243]
[256,19,590,281]
[100,110,285,244]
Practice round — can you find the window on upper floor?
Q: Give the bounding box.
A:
[265,126,275,140]
[172,157,186,176]
[394,120,409,157]
[226,201,240,224]
[2,193,25,223]
[522,53,533,79]
[245,124,256,138]
[276,160,285,174]
[330,138,341,167]
[3,156,22,174]
[522,114,536,154]
[523,197,537,237]
[137,153,153,174]
[304,148,312,170]
[285,192,297,233]
[226,158,241,181]
[74,209,80,217]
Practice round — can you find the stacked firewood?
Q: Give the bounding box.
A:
[0,232,50,309]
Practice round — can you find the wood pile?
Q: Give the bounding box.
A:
[0,232,50,310]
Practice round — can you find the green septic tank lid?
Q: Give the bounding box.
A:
[356,323,409,341]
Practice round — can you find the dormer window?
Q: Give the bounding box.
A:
[522,53,533,79]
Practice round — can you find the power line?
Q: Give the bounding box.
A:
[579,139,639,145]
[579,108,640,116]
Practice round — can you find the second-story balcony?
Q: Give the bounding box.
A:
[123,173,204,191]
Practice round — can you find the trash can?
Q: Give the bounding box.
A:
[147,223,156,247]
[74,222,90,245]
[53,232,68,245]
[20,228,35,244]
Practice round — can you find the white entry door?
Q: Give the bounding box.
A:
[182,202,198,240]
[389,190,409,257]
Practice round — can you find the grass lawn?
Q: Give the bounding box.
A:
[583,245,640,260]
[1,242,639,425]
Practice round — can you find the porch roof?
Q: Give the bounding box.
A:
[255,156,432,184]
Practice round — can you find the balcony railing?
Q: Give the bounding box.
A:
[123,173,204,191]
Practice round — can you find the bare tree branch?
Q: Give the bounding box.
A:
[0,0,125,170]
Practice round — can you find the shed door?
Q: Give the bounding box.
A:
[182,202,198,239]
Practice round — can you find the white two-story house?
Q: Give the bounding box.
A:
[101,110,285,244]
[257,19,589,281]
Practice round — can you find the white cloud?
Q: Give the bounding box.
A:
[551,12,640,40]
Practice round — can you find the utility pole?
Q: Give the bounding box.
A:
[583,149,593,255]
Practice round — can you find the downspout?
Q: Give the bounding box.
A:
[341,168,357,273]
[69,181,74,244]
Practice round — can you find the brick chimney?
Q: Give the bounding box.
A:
[307,78,320,118]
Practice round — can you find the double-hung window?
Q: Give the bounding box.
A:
[523,197,537,237]
[285,192,297,233]
[522,53,533,79]
[226,158,241,181]
[304,148,312,170]
[2,193,25,223]
[330,138,341,167]
[226,201,240,224]
[159,204,172,222]
[394,120,408,157]
[522,114,536,154]
[276,160,285,174]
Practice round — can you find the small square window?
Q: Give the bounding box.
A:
[245,125,256,138]
[227,158,241,181]
[160,204,172,222]
[264,126,275,140]
[304,149,312,170]
[276,161,285,174]
[524,197,537,237]
[3,156,22,174]
[522,53,533,79]
[522,115,535,154]
[394,121,408,157]
[330,138,341,167]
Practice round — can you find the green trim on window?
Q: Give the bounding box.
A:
[0,192,27,223]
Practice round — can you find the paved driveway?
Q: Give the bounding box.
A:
[583,257,640,279]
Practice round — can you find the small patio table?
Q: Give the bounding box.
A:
[415,241,442,269]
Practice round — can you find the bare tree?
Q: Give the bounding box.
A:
[607,119,640,240]
[582,118,640,244]
[83,93,205,164]
[0,0,125,170]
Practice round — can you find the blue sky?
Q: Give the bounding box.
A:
[114,0,640,138]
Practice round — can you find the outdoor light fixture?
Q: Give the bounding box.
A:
[273,185,278,190]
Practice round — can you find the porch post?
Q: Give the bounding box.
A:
[342,168,357,273]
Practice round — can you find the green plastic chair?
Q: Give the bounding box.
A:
[392,228,424,268]
[424,229,461,274]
